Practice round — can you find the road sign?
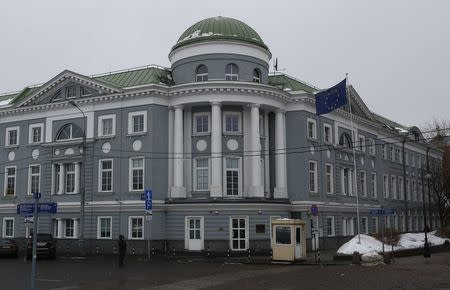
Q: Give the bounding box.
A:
[24,216,35,224]
[310,204,319,216]
[144,189,152,211]
[369,209,396,215]
[17,203,57,215]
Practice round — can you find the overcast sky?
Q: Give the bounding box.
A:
[1,0,449,127]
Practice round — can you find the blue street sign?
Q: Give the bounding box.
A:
[310,204,319,216]
[144,189,152,211]
[33,192,41,199]
[369,209,396,215]
[17,203,57,215]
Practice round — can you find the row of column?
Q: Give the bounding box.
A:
[170,103,287,198]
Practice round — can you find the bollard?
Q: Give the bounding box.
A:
[172,247,176,259]
[152,247,155,256]
[66,245,70,257]
[95,245,99,255]
[113,246,117,255]
[352,251,361,265]
[248,249,251,262]
[132,247,135,256]
[317,250,321,263]
[207,247,210,258]
[227,248,230,258]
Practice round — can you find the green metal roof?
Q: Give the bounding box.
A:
[372,112,410,131]
[268,74,317,93]
[94,67,173,88]
[172,16,269,52]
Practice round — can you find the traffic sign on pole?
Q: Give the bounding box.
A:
[17,203,58,215]
[310,204,319,216]
[144,189,152,211]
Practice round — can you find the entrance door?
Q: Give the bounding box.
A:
[295,226,302,259]
[187,217,203,251]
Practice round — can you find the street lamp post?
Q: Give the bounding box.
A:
[68,101,86,255]
[422,170,431,258]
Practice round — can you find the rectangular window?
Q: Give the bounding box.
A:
[97,217,112,239]
[99,159,113,192]
[358,135,365,152]
[362,217,368,234]
[417,154,422,169]
[225,158,240,196]
[4,166,16,197]
[360,171,367,197]
[342,168,351,196]
[324,124,332,144]
[98,115,116,137]
[391,176,396,199]
[129,216,144,240]
[29,123,44,144]
[66,86,77,99]
[230,217,248,250]
[381,144,386,159]
[326,216,335,237]
[275,226,291,245]
[309,161,318,193]
[383,175,389,198]
[128,111,147,134]
[390,147,394,162]
[194,113,210,134]
[28,165,40,195]
[64,219,75,238]
[325,163,333,194]
[411,153,415,167]
[5,127,19,146]
[412,180,416,201]
[195,158,209,191]
[370,172,377,198]
[371,217,379,234]
[2,218,14,238]
[130,157,144,191]
[406,179,410,201]
[398,177,404,200]
[307,118,317,140]
[65,163,76,193]
[224,113,241,133]
[369,138,376,155]
[418,182,422,202]
[405,151,409,166]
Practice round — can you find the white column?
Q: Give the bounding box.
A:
[171,105,186,198]
[58,163,65,195]
[73,219,79,238]
[51,164,55,195]
[168,108,174,196]
[57,218,63,239]
[210,102,222,197]
[274,110,288,198]
[250,104,264,197]
[74,162,80,194]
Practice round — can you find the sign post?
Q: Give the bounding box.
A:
[144,189,153,261]
[310,205,319,263]
[30,192,40,290]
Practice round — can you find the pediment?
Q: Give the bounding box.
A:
[17,70,122,107]
[343,86,377,122]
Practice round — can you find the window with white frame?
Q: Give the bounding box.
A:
[195,65,208,82]
[391,176,396,199]
[398,177,404,200]
[381,144,387,159]
[253,68,261,83]
[4,166,16,196]
[411,152,415,167]
[29,123,44,144]
[360,171,367,197]
[128,111,147,134]
[65,163,76,193]
[418,181,422,202]
[397,148,402,164]
[417,154,421,168]
[98,115,116,137]
[309,161,318,193]
[412,180,417,201]
[225,157,240,196]
[383,175,389,198]
[128,216,144,240]
[230,217,248,250]
[194,158,209,191]
[193,113,210,134]
[325,163,333,194]
[66,86,77,99]
[326,216,335,236]
[5,127,19,146]
[56,123,83,141]
[371,217,379,234]
[361,217,368,234]
[389,146,394,162]
[370,172,377,198]
[28,165,40,195]
[368,138,376,155]
[225,63,239,81]
[307,118,317,140]
[129,157,144,191]
[324,124,332,144]
[224,112,241,133]
[99,159,113,192]
[64,219,75,238]
[2,218,14,238]
[97,217,112,239]
[406,178,411,200]
[341,168,352,196]
[358,134,365,152]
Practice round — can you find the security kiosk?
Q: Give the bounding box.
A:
[271,218,307,262]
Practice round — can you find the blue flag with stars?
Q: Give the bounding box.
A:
[315,78,347,115]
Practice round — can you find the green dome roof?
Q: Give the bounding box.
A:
[172,16,269,52]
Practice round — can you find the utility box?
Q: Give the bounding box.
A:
[271,218,307,262]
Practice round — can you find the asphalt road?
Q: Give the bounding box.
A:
[0,253,449,290]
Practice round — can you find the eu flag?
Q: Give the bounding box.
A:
[315,78,347,115]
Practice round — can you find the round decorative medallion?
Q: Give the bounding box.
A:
[54,149,60,156]
[8,151,15,161]
[196,139,207,152]
[361,157,364,166]
[133,140,142,151]
[371,160,375,168]
[327,149,331,159]
[102,142,111,154]
[64,148,75,155]
[32,149,39,160]
[310,146,315,155]
[226,139,238,151]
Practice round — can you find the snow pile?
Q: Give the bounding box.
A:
[398,231,449,249]
[181,30,224,42]
[361,251,384,266]
[337,235,385,255]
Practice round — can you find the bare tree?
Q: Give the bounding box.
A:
[421,118,450,140]
[427,156,450,228]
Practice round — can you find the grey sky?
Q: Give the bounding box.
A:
[1,0,449,127]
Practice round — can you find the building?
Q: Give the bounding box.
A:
[0,16,443,254]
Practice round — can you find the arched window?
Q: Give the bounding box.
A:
[56,124,84,141]
[225,63,239,81]
[195,65,208,82]
[253,69,261,83]
[339,132,353,148]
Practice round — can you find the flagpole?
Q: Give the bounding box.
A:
[347,73,361,244]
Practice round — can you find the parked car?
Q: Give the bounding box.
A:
[27,233,56,259]
[0,239,18,258]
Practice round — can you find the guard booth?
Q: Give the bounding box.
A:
[271,218,307,262]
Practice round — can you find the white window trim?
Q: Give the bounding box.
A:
[129,157,145,192]
[362,217,369,234]
[2,217,14,238]
[223,112,242,134]
[371,217,379,233]
[65,163,76,194]
[391,175,397,199]
[63,219,77,239]
[128,111,148,135]
[5,126,19,146]
[229,216,249,251]
[358,134,365,152]
[325,163,334,194]
[28,123,44,144]
[128,216,144,240]
[306,118,317,140]
[97,216,113,239]
[309,160,318,193]
[27,164,41,196]
[370,172,377,198]
[192,112,211,135]
[223,156,242,197]
[98,159,114,193]
[4,166,17,197]
[98,114,116,137]
[383,175,389,198]
[184,216,205,250]
[326,216,335,237]
[323,124,333,144]
[360,170,367,197]
[193,157,210,192]
[368,138,376,155]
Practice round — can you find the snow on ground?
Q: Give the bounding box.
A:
[337,232,449,255]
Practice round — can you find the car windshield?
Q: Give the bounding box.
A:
[37,234,53,242]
